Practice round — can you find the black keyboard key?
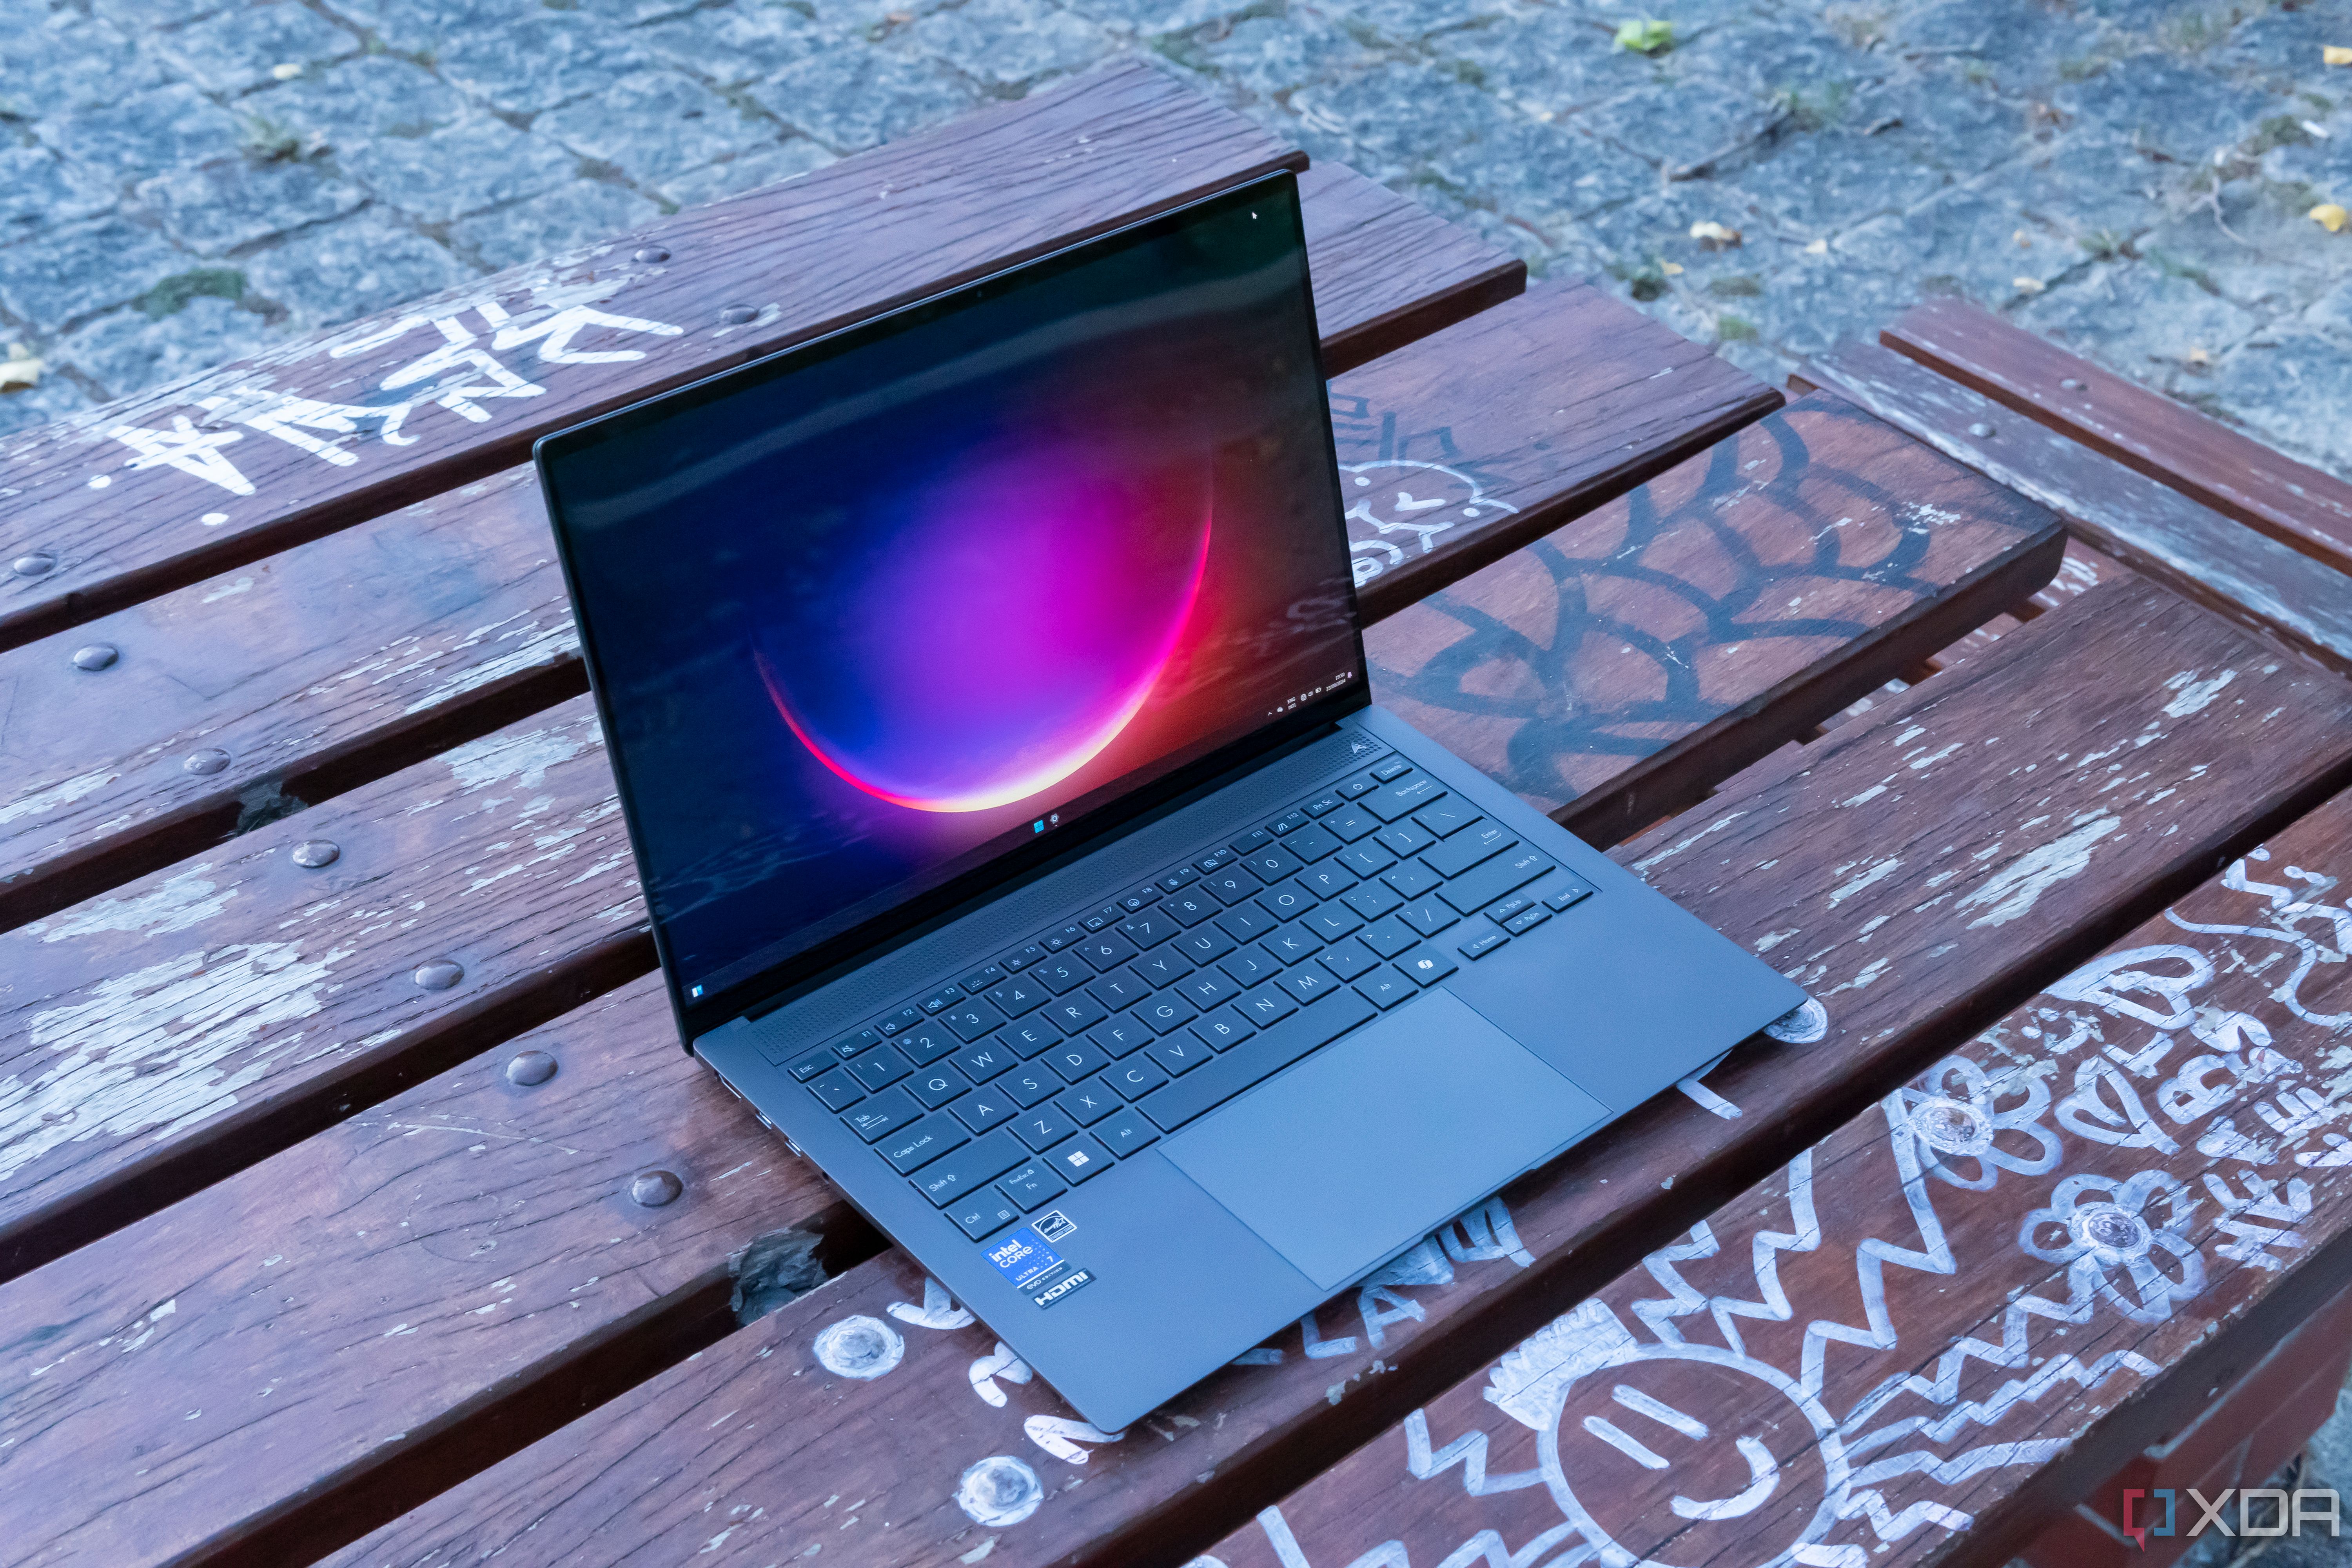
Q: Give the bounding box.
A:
[1094,1107,1160,1158]
[1484,891,1540,925]
[1316,940,1380,982]
[907,1062,972,1107]
[1087,967,1152,1011]
[1054,1080,1119,1125]
[1235,982,1298,1027]
[1231,827,1273,854]
[1335,840,1396,878]
[1163,889,1221,926]
[878,1004,924,1034]
[1215,904,1278,942]
[880,1112,970,1172]
[1414,797,1481,837]
[1196,847,1236,873]
[1074,933,1137,971]
[1173,924,1237,965]
[1257,884,1314,920]
[1042,924,1084,951]
[999,1065,1060,1107]
[921,984,963,1014]
[1080,903,1122,932]
[1189,1007,1254,1050]
[1240,845,1305,882]
[845,1086,920,1142]
[1045,1132,1114,1183]
[1356,916,1421,958]
[1265,925,1324,964]
[1118,909,1179,947]
[998,1161,1066,1210]
[1458,926,1510,960]
[1269,809,1309,835]
[1441,846,1555,915]
[1032,953,1093,994]
[1366,773,1445,820]
[1355,965,1416,1009]
[1382,860,1444,899]
[1040,993,1109,1034]
[1305,904,1363,942]
[1370,755,1413,781]
[807,1066,864,1111]
[1116,887,1158,913]
[948,1191,1022,1240]
[985,975,1049,1016]
[1041,1036,1109,1083]
[1131,947,1192,988]
[1374,820,1437,857]
[1304,792,1343,817]
[1011,1105,1075,1151]
[832,1027,882,1058]
[1425,821,1516,878]
[1140,990,1379,1131]
[1089,1012,1158,1057]
[1201,867,1258,904]
[1284,822,1343,861]
[1101,1057,1168,1100]
[1399,944,1459,986]
[998,1016,1062,1056]
[1396,897,1458,938]
[1135,992,1199,1034]
[1298,862,1356,899]
[1146,1031,1217,1074]
[1546,873,1597,911]
[1220,943,1282,987]
[1003,943,1046,970]
[1504,906,1551,935]
[1324,804,1381,842]
[1177,967,1238,1009]
[785,1045,837,1081]
[1339,771,1381,798]
[951,1085,1018,1132]
[1276,965,1339,1004]
[1159,865,1201,891]
[915,1128,1027,1204]
[938,1000,1003,1042]
[1343,880,1405,921]
[893,1024,960,1065]
[846,1045,912,1091]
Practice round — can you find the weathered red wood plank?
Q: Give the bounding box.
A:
[0,176,1525,936]
[1804,340,2352,677]
[1366,396,2062,842]
[0,61,1304,653]
[1884,296,2352,579]
[1201,784,2352,1568]
[312,579,2352,1568]
[1338,279,1780,622]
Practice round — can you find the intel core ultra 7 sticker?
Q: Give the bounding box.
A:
[985,1226,1062,1289]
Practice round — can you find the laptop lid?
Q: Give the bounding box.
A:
[534,172,1368,1041]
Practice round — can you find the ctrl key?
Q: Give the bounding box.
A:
[948,1192,1022,1240]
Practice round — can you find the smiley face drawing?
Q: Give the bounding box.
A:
[1532,1339,1851,1568]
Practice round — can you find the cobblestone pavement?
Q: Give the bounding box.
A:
[6,0,2352,481]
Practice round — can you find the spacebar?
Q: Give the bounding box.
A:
[1140,991,1379,1132]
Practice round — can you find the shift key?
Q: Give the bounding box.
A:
[1438,846,1555,915]
[1140,989,1377,1132]
[913,1128,1028,1205]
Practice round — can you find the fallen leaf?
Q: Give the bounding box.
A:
[270,62,301,80]
[2326,44,2352,65]
[2013,228,2032,249]
[1661,261,1684,275]
[2013,276,2046,294]
[2185,347,2214,370]
[0,342,42,392]
[1803,237,1828,255]
[1615,18,1675,53]
[2313,202,2348,232]
[1688,219,1742,248]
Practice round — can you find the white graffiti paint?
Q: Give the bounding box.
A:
[1336,459,1518,588]
[888,1276,976,1330]
[1023,1415,1126,1464]
[812,1315,903,1380]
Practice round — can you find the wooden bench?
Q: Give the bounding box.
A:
[9,59,2348,1568]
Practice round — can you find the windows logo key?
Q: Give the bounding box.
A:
[985,1214,1093,1308]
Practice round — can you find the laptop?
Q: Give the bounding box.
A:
[534,169,1804,1430]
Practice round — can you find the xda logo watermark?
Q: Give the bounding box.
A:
[2121,1487,2342,1548]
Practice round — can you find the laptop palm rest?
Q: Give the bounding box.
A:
[1159,989,1608,1291]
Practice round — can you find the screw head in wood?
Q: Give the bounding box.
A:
[506,1049,558,1086]
[633,244,670,263]
[290,839,340,869]
[183,747,230,775]
[719,304,759,325]
[630,1169,683,1207]
[1965,421,1994,438]
[11,551,56,577]
[71,642,118,671]
[414,958,464,990]
[2060,377,2083,390]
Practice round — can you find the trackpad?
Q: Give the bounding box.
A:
[1160,989,1607,1290]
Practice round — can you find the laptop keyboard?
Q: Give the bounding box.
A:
[775,753,1597,1243]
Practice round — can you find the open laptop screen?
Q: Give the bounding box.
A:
[538,173,1364,1024]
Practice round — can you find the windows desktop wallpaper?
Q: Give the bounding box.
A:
[544,183,1361,1005]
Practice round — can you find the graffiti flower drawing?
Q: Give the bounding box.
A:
[1897,1056,2061,1191]
[2018,1171,2205,1324]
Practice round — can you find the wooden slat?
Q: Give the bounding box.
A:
[1337,279,1781,623]
[253,579,2352,1568]
[1367,395,2062,843]
[1884,296,2352,577]
[0,176,1526,935]
[1803,340,2352,677]
[0,61,1305,654]
[1200,784,2352,1568]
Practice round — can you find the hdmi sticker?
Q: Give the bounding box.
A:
[1033,1268,1094,1309]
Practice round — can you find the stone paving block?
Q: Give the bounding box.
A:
[338,115,581,226]
[1425,7,1646,121]
[1421,117,1654,235]
[1157,10,1388,101]
[2133,184,2352,321]
[0,11,166,114]
[1337,0,1524,48]
[2017,255,2267,381]
[1711,245,1920,362]
[2051,52,2289,166]
[1843,67,2028,181]
[1287,60,1523,182]
[1879,0,2109,86]
[0,373,96,442]
[656,136,838,209]
[1726,121,1956,236]
[1579,72,1785,174]
[326,0,547,56]
[537,68,773,182]
[2185,322,2352,481]
[448,181,666,270]
[1056,0,1255,37]
[0,215,191,332]
[638,3,833,87]
[436,11,651,114]
[234,55,471,152]
[42,81,245,184]
[0,147,116,235]
[749,44,981,152]
[243,210,480,330]
[59,295,283,401]
[149,0,363,96]
[134,155,368,256]
[1832,172,2098,307]
[906,0,1112,89]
